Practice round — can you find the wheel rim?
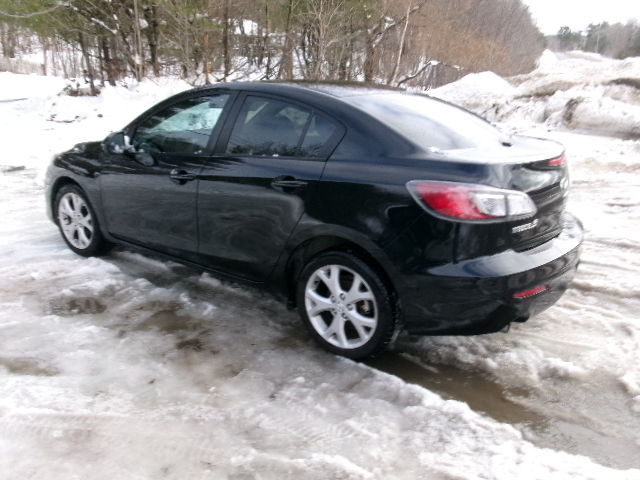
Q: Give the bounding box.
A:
[57,192,94,250]
[304,264,378,349]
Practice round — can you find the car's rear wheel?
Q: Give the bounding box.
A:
[296,251,396,360]
[55,184,110,257]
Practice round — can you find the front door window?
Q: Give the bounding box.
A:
[134,95,230,155]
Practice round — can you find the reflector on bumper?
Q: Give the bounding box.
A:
[512,285,548,299]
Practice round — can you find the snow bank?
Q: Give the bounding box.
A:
[431,50,640,138]
[0,73,190,181]
[0,72,66,101]
[427,71,516,111]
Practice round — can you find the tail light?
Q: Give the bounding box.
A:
[530,155,567,170]
[406,181,537,223]
[547,155,566,167]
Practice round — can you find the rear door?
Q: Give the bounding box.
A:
[100,92,232,261]
[197,93,343,281]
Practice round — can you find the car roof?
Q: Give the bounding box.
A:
[191,80,404,100]
[126,81,412,138]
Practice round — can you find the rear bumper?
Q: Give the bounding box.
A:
[398,213,583,335]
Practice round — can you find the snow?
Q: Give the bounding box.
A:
[235,19,259,36]
[429,71,516,112]
[0,73,190,182]
[1,59,640,478]
[430,50,640,139]
[0,71,66,101]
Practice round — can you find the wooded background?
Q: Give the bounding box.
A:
[548,22,640,59]
[0,0,545,93]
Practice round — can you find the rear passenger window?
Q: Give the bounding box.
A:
[226,96,310,157]
[300,114,338,157]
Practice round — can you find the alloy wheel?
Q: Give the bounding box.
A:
[304,264,378,349]
[57,192,94,250]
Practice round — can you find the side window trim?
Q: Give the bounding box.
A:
[295,109,313,152]
[213,91,251,155]
[127,89,238,157]
[214,92,345,161]
[304,110,345,159]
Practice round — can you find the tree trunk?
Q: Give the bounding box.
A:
[363,38,376,83]
[388,3,411,85]
[97,38,104,85]
[277,0,294,79]
[203,31,210,84]
[264,2,272,79]
[132,0,144,81]
[1,23,17,58]
[78,32,97,95]
[41,36,48,75]
[117,28,139,81]
[144,5,160,76]
[101,37,116,86]
[222,0,230,81]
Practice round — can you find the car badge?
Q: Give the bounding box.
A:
[512,218,538,234]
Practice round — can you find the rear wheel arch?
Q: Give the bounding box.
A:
[284,235,400,315]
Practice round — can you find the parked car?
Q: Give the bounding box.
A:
[45,82,583,359]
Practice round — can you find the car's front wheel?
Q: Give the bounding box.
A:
[296,251,396,360]
[54,184,110,257]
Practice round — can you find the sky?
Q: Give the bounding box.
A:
[522,0,640,34]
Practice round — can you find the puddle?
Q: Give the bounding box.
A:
[368,352,640,470]
[48,297,106,316]
[175,337,205,352]
[134,310,195,333]
[0,357,59,376]
[367,353,543,426]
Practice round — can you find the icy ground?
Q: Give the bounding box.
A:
[1,53,640,478]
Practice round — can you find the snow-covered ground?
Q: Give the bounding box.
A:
[1,52,640,479]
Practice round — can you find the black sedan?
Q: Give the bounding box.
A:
[45,82,583,359]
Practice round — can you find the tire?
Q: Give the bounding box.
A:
[54,184,110,257]
[296,251,397,360]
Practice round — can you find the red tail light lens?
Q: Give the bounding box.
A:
[547,155,566,167]
[409,182,491,219]
[407,181,537,223]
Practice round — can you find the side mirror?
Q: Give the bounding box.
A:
[103,131,136,154]
[104,131,155,167]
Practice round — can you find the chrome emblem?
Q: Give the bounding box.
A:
[512,218,538,234]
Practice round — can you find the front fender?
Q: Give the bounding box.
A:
[44,144,106,229]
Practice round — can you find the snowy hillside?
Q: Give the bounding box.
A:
[1,53,640,479]
[431,50,640,139]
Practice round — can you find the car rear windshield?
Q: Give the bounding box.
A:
[345,93,503,151]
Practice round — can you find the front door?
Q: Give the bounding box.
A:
[197,94,342,281]
[100,93,231,260]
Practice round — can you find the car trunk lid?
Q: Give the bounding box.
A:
[446,135,569,253]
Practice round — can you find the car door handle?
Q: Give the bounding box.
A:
[271,177,308,189]
[169,169,197,182]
